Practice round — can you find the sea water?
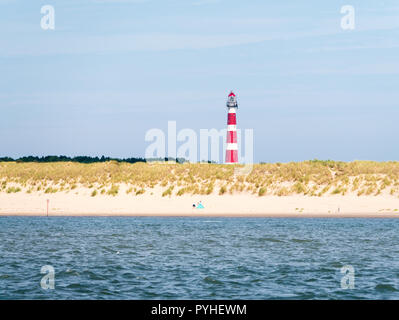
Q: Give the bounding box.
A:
[0,217,399,299]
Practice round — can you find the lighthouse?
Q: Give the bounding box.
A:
[225,91,239,164]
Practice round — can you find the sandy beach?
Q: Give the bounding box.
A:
[1,187,399,217]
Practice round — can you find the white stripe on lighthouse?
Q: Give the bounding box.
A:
[227,125,236,131]
[226,143,238,150]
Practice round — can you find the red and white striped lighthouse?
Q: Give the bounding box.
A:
[225,91,239,164]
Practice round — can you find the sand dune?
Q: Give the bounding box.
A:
[2,161,399,217]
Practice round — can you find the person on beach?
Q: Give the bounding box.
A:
[196,201,204,209]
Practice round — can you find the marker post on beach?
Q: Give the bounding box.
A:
[46,199,49,217]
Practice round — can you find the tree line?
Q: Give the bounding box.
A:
[0,155,193,164]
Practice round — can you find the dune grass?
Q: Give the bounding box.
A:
[1,160,399,197]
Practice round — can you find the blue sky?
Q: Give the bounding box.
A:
[0,0,398,162]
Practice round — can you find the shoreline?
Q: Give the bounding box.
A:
[2,213,399,218]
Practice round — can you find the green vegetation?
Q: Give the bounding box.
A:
[162,186,174,197]
[219,186,227,195]
[107,185,119,197]
[1,160,399,197]
[44,187,58,194]
[0,155,146,164]
[331,187,341,195]
[6,186,21,193]
[276,187,289,196]
[177,187,187,196]
[126,187,133,194]
[292,182,306,194]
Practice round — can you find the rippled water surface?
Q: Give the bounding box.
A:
[1,217,399,299]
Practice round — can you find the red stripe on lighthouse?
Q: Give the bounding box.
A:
[227,113,236,125]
